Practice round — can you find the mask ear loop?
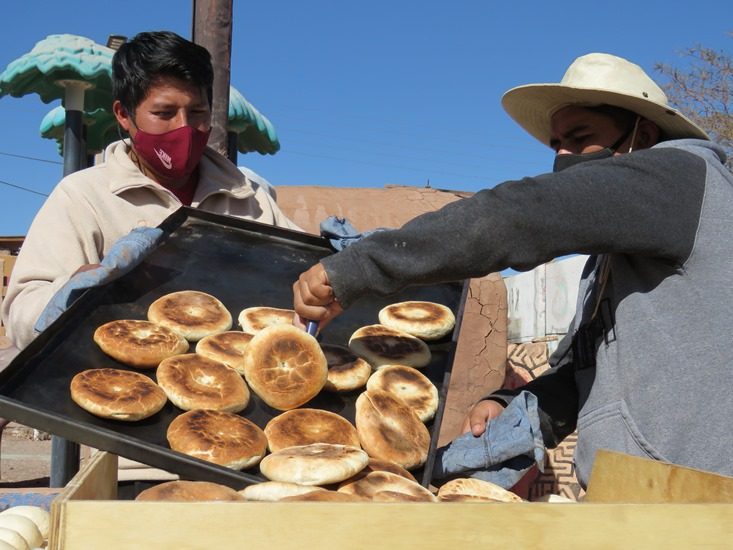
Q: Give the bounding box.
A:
[626,116,641,153]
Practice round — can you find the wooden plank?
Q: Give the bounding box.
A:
[53,501,733,549]
[50,451,117,550]
[586,450,733,503]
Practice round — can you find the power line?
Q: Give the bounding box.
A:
[0,150,62,165]
[0,179,49,197]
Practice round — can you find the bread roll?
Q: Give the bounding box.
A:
[321,344,372,392]
[156,353,249,413]
[338,457,417,485]
[243,324,327,411]
[0,527,28,550]
[259,443,369,486]
[0,515,42,549]
[349,324,431,369]
[238,306,295,335]
[239,481,326,502]
[93,319,189,368]
[264,408,360,452]
[378,301,455,340]
[148,290,232,341]
[135,480,245,501]
[366,364,439,422]
[167,410,267,470]
[70,368,167,421]
[436,477,524,502]
[355,390,430,470]
[338,470,436,502]
[195,331,253,375]
[0,507,50,541]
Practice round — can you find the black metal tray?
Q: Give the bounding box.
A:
[0,208,467,489]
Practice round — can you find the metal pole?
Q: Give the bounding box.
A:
[192,0,234,160]
[50,437,80,487]
[52,81,88,486]
[62,110,84,176]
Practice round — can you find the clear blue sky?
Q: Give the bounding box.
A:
[0,1,730,235]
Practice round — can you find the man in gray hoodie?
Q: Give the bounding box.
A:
[293,53,732,487]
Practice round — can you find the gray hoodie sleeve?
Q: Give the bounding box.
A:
[321,147,706,308]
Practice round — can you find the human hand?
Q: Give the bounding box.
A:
[292,263,343,331]
[461,399,506,437]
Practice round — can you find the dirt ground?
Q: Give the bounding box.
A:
[0,423,52,487]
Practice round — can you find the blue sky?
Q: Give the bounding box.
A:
[0,1,730,235]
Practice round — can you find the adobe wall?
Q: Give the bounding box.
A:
[276,185,508,444]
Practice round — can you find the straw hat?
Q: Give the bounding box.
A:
[502,52,709,146]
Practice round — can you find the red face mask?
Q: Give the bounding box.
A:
[132,125,211,180]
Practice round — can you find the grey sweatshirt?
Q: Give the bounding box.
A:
[322,139,733,487]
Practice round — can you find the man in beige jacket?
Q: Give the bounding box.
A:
[2,30,299,351]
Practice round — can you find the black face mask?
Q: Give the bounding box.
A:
[552,121,638,173]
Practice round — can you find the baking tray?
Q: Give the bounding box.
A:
[0,207,467,490]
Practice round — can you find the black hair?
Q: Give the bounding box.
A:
[112,31,213,115]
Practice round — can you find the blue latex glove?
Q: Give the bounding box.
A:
[432,391,546,489]
[319,216,387,251]
[34,227,163,333]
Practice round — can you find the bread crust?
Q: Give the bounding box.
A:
[259,443,369,485]
[366,365,439,422]
[167,410,267,470]
[264,408,360,452]
[148,291,232,341]
[338,470,436,502]
[321,344,372,392]
[156,353,249,413]
[436,477,524,502]
[135,480,245,501]
[238,306,295,335]
[70,368,167,421]
[195,331,253,375]
[243,324,327,411]
[348,324,431,369]
[378,301,456,340]
[93,319,189,369]
[355,390,430,470]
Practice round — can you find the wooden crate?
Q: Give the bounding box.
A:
[48,450,733,549]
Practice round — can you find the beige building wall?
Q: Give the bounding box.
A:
[276,184,508,444]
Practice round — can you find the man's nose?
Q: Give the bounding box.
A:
[173,111,189,127]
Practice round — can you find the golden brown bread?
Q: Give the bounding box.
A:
[348,324,431,369]
[243,324,327,411]
[135,480,245,501]
[366,364,439,422]
[338,471,437,502]
[338,457,417,485]
[93,319,189,369]
[264,408,360,452]
[70,368,167,421]
[195,331,253,375]
[238,306,295,335]
[148,290,232,341]
[167,409,267,470]
[378,301,456,340]
[355,390,430,470]
[321,344,372,392]
[436,478,524,502]
[239,481,327,502]
[156,353,249,413]
[259,443,369,486]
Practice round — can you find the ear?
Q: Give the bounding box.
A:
[112,100,133,133]
[635,119,661,149]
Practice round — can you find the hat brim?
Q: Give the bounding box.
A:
[502,83,709,146]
